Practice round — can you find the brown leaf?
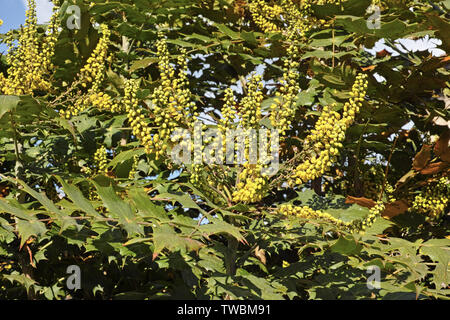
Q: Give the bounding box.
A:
[345,196,376,209]
[254,246,266,265]
[420,162,449,175]
[362,65,376,71]
[434,129,450,162]
[381,200,409,219]
[376,49,390,58]
[412,144,432,171]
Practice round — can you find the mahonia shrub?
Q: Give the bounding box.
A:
[0,0,448,300]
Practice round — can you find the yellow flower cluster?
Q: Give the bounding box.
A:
[240,74,264,129]
[88,91,121,113]
[350,201,384,233]
[128,155,139,179]
[223,74,269,203]
[248,0,283,33]
[150,37,197,159]
[278,200,385,233]
[282,0,316,37]
[0,260,13,272]
[292,73,368,185]
[278,203,350,228]
[219,87,237,133]
[232,164,268,203]
[0,0,60,96]
[60,25,112,119]
[79,25,111,90]
[124,79,154,154]
[412,177,449,221]
[269,42,300,137]
[94,146,108,174]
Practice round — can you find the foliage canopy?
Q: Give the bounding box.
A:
[0,0,449,300]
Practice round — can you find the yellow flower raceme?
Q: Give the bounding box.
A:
[269,42,300,137]
[94,146,108,174]
[0,0,60,95]
[412,177,449,221]
[150,37,197,159]
[277,200,385,233]
[60,25,112,119]
[292,73,368,185]
[279,203,351,228]
[248,0,283,33]
[240,74,264,129]
[80,25,111,89]
[232,163,268,203]
[128,155,139,179]
[124,79,154,154]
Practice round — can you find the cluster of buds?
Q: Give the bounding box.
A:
[232,164,268,203]
[349,201,385,234]
[278,200,385,234]
[94,146,109,174]
[269,41,300,137]
[292,73,368,185]
[150,36,197,159]
[278,203,351,229]
[248,0,283,33]
[412,177,449,221]
[60,24,112,119]
[0,0,60,96]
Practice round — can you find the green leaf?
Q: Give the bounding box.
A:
[0,95,20,120]
[130,57,158,72]
[216,24,240,40]
[16,219,47,247]
[153,224,203,258]
[92,175,144,236]
[55,176,103,219]
[199,219,245,244]
[128,188,169,221]
[330,236,362,255]
[107,148,145,169]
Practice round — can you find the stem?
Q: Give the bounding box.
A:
[379,134,399,201]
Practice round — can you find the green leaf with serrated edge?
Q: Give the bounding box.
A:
[0,175,75,230]
[16,219,47,247]
[153,224,203,258]
[216,24,240,40]
[107,148,146,169]
[129,57,158,72]
[199,219,245,243]
[92,175,143,236]
[0,198,35,221]
[128,188,169,221]
[55,176,103,219]
[330,235,362,255]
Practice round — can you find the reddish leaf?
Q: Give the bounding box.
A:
[420,162,449,175]
[412,144,432,171]
[434,129,450,162]
[345,196,376,208]
[381,200,409,219]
